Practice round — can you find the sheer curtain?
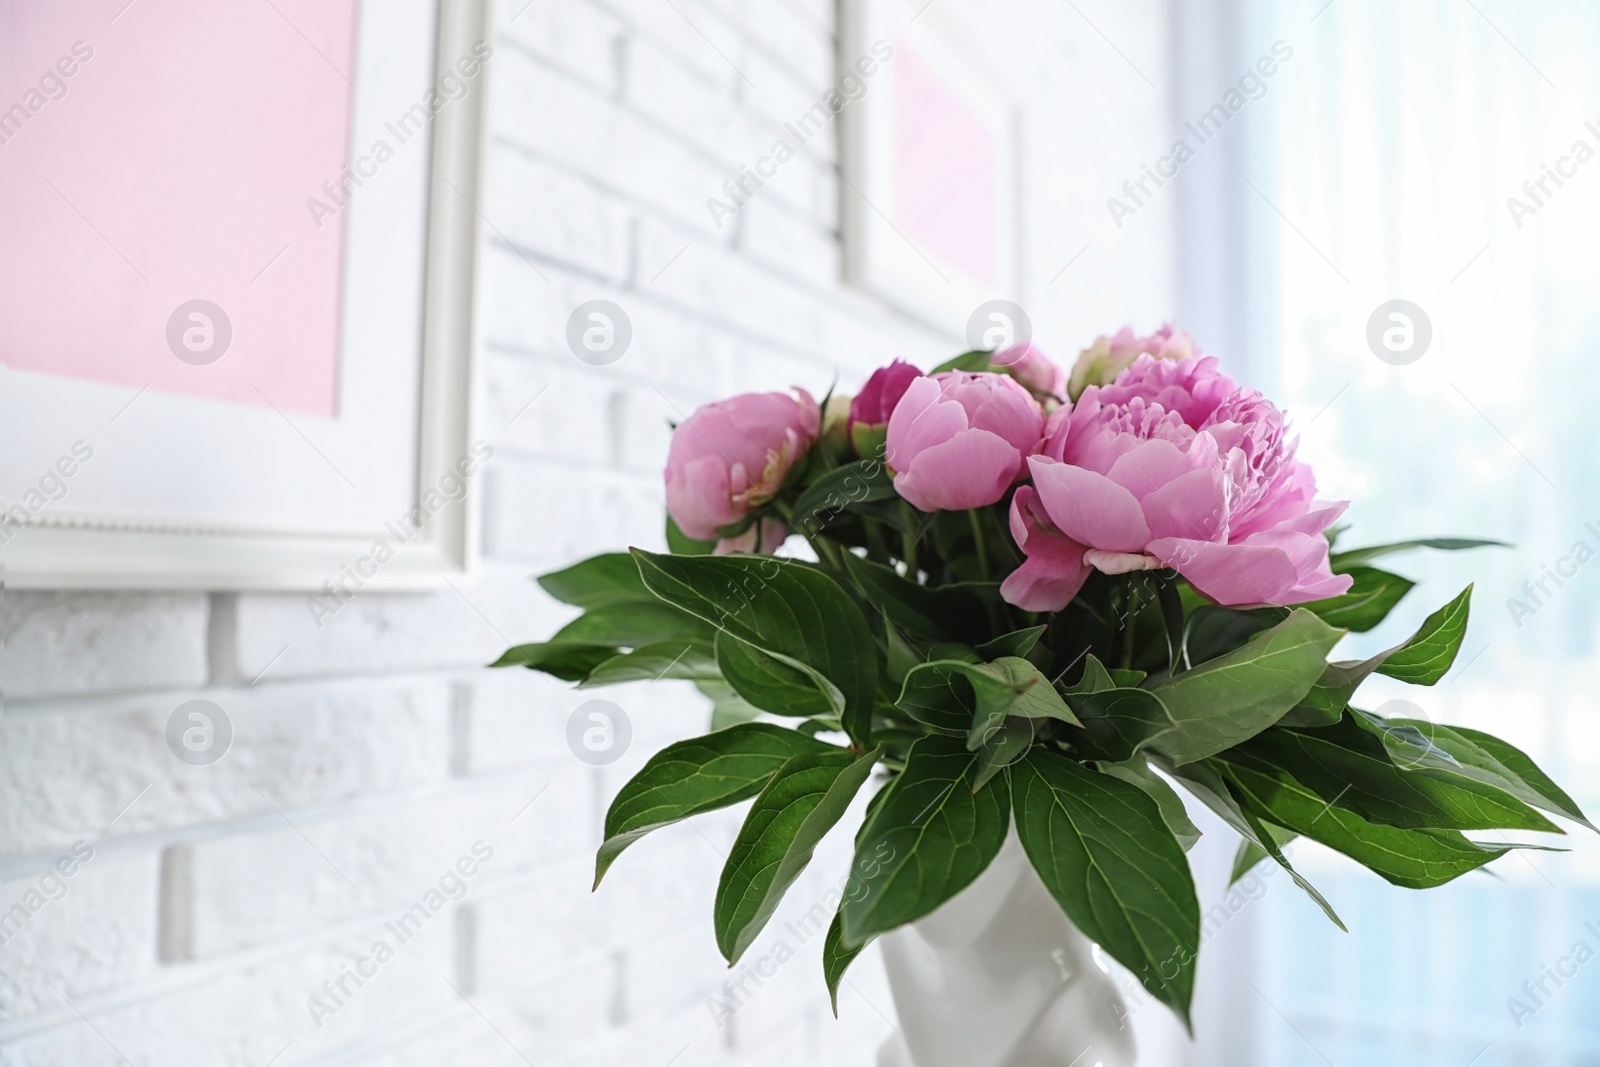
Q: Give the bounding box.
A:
[1179,2,1600,1063]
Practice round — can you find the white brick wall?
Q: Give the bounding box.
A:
[0,1,1177,1064]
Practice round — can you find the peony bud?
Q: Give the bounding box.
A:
[848,359,921,460]
[991,343,1067,402]
[885,372,1043,512]
[1066,323,1196,400]
[664,388,820,540]
[821,393,854,461]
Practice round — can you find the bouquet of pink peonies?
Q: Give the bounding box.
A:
[496,327,1589,1026]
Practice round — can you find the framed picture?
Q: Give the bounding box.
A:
[840,0,1020,336]
[0,0,490,590]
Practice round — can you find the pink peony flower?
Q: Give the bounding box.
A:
[1045,350,1236,462]
[1000,485,1091,610]
[886,372,1044,512]
[1011,353,1352,609]
[848,359,922,459]
[1067,323,1197,401]
[991,343,1067,400]
[665,388,821,541]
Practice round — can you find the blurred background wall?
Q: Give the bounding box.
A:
[0,1,1180,1064]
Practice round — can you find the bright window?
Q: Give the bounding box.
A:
[1237,2,1600,1062]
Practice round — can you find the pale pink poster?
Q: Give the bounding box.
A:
[0,0,360,416]
[891,38,997,288]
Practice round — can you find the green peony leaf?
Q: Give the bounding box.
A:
[791,460,898,539]
[489,642,619,681]
[1274,700,1346,730]
[1375,585,1472,684]
[551,601,714,647]
[896,657,1081,751]
[972,717,1039,792]
[1215,758,1537,889]
[1329,537,1509,570]
[883,622,923,686]
[699,680,764,731]
[1099,756,1203,852]
[539,552,655,608]
[962,657,1082,748]
[1220,715,1557,834]
[1064,687,1177,763]
[1182,566,1415,665]
[1163,758,1344,929]
[1149,609,1345,765]
[716,630,841,718]
[1302,566,1416,633]
[1356,712,1595,832]
[840,736,1010,946]
[1289,586,1475,724]
[894,659,977,735]
[1228,819,1299,885]
[594,724,832,887]
[506,555,719,681]
[715,748,880,964]
[822,910,866,1016]
[631,551,881,747]
[1061,652,1118,696]
[1229,839,1269,884]
[1181,605,1281,667]
[821,778,900,1012]
[929,643,983,664]
[581,640,720,688]
[1012,750,1201,1028]
[838,553,996,646]
[975,625,1049,661]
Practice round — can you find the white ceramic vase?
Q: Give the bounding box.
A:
[876,831,1137,1067]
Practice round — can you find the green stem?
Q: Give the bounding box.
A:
[864,520,890,565]
[899,502,920,578]
[1118,575,1143,671]
[968,509,991,581]
[1155,571,1187,674]
[809,535,844,570]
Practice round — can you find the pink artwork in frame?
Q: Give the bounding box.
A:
[890,37,998,288]
[841,1,1017,336]
[0,0,360,417]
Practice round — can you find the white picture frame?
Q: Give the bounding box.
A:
[840,0,1020,336]
[1,0,491,591]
